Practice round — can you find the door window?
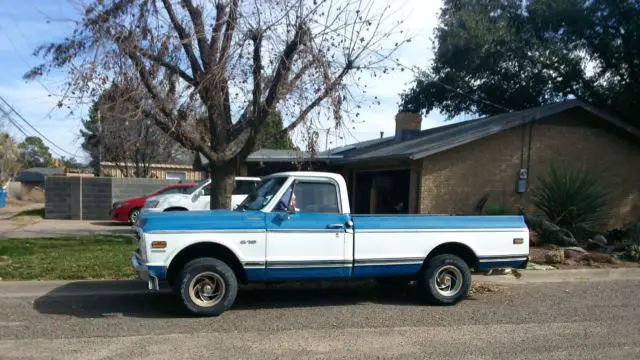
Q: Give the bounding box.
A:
[275,181,340,213]
[233,180,259,195]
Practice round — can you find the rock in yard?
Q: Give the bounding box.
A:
[545,249,565,264]
[564,247,588,260]
[592,235,608,246]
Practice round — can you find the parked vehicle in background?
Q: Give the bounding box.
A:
[141,176,261,213]
[132,171,530,317]
[111,183,195,224]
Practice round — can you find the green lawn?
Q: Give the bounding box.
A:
[0,235,137,281]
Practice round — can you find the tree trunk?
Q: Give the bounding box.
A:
[209,162,236,210]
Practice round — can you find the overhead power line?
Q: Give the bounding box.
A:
[0,95,78,158]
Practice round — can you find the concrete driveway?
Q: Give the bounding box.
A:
[0,270,639,359]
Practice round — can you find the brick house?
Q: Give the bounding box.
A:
[328,100,640,228]
[193,99,640,227]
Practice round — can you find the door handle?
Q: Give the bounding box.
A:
[327,224,344,229]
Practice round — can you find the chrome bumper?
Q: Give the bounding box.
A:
[131,254,160,291]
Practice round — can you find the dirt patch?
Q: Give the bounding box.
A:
[529,246,640,269]
[467,282,507,299]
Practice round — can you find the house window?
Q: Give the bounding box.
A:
[165,171,187,181]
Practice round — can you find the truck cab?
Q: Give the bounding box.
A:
[133,171,530,317]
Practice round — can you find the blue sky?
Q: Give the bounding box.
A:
[0,0,457,163]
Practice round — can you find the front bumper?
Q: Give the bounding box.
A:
[131,254,160,291]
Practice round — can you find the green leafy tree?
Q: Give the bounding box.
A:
[400,0,640,128]
[18,136,53,169]
[255,111,295,150]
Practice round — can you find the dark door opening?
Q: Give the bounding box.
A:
[354,169,410,214]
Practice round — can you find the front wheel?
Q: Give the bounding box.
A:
[417,254,471,305]
[174,257,238,316]
[128,208,140,224]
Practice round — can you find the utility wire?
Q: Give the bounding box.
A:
[0,104,68,158]
[0,95,78,158]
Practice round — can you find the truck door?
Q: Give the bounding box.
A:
[265,178,352,280]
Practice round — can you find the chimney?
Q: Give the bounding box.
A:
[394,112,422,142]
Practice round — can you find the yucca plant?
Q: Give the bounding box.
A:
[530,165,610,239]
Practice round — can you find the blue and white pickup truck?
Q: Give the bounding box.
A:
[132,171,529,316]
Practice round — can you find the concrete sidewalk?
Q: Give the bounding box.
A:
[0,219,133,239]
[2,268,640,298]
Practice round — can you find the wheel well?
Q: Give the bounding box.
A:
[166,242,247,285]
[164,207,188,212]
[425,243,478,269]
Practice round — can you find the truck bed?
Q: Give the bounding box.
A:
[349,214,529,276]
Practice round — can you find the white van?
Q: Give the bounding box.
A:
[141,176,261,213]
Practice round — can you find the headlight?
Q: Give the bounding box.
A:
[112,201,124,209]
[145,199,159,208]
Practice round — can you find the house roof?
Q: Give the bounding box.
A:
[330,99,640,164]
[15,167,65,182]
[196,148,342,168]
[192,100,640,167]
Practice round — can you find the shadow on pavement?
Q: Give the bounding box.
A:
[33,280,425,318]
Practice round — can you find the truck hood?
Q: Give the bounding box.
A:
[138,209,265,233]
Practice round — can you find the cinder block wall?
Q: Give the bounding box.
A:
[45,177,178,220]
[112,178,177,202]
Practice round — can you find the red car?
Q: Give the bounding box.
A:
[110,183,196,224]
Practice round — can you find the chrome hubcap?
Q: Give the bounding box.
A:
[434,265,463,297]
[188,272,226,307]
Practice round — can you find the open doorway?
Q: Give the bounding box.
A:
[354,169,410,214]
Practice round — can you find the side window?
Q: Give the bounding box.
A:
[233,180,258,195]
[274,181,340,213]
[202,184,212,196]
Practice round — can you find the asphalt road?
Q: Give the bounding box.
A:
[0,275,639,359]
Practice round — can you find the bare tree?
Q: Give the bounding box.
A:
[82,79,181,177]
[26,0,409,208]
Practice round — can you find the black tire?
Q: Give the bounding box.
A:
[128,208,140,224]
[174,257,238,317]
[417,254,471,306]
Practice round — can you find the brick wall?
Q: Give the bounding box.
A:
[45,177,178,220]
[418,109,640,227]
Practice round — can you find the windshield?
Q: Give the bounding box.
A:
[236,177,287,211]
[186,178,210,195]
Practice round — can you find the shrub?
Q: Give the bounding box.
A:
[530,165,610,239]
[628,221,640,244]
[621,244,640,262]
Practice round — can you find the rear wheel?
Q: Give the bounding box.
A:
[174,257,238,316]
[417,254,471,305]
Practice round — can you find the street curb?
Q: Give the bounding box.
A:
[1,268,640,297]
[472,267,640,284]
